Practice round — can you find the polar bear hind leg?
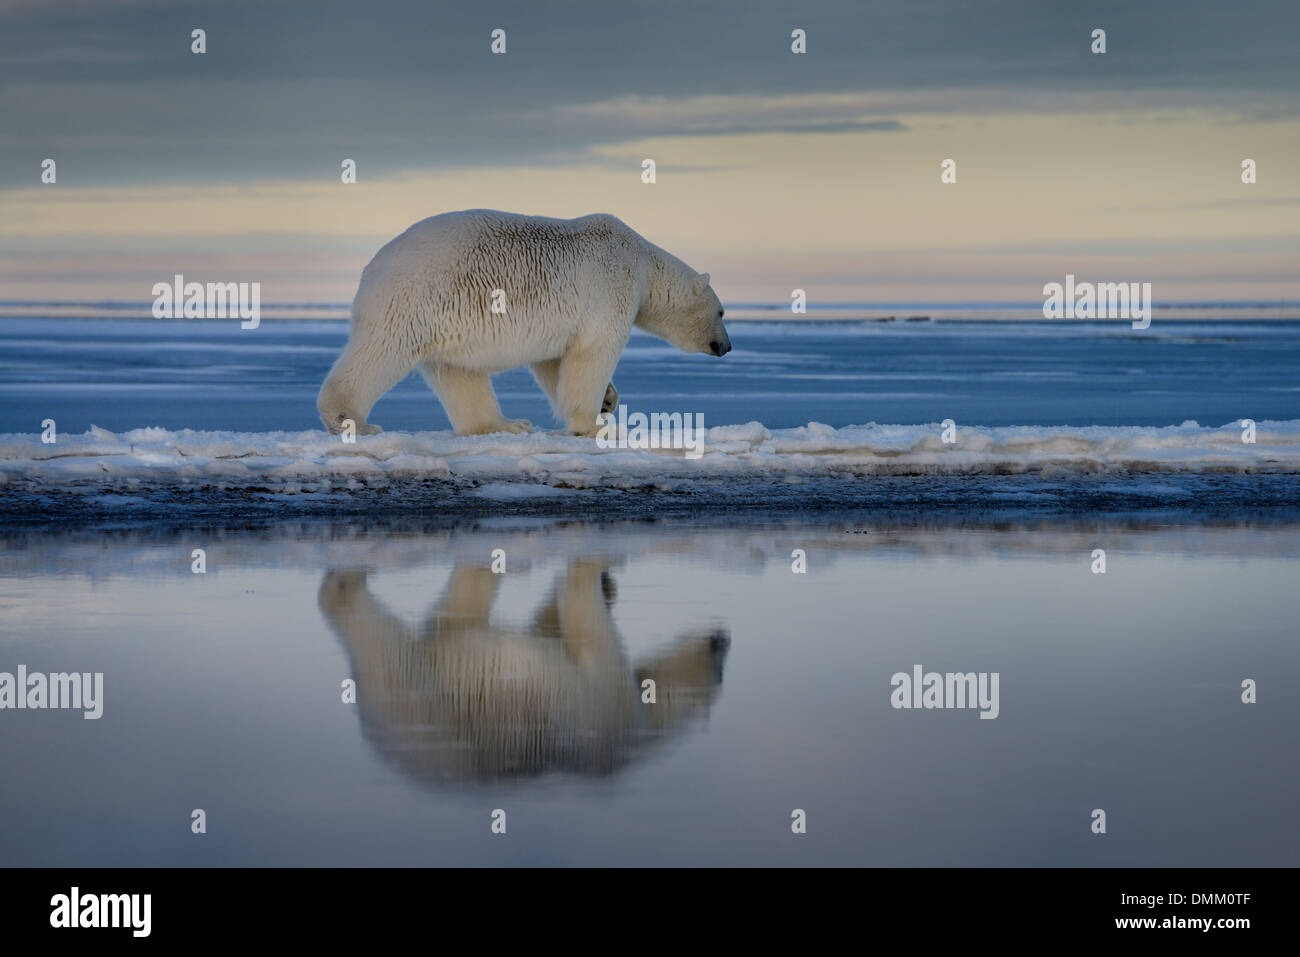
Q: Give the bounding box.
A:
[317,335,414,435]
[418,360,532,435]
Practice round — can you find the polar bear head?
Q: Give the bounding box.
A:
[637,261,731,357]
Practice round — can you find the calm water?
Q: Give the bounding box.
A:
[1,317,1299,434]
[1,519,1296,866]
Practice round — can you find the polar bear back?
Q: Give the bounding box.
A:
[351,209,646,372]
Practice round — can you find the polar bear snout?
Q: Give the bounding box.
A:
[707,324,732,356]
[706,311,732,356]
[708,629,731,681]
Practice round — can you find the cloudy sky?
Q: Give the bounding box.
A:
[1,0,1297,304]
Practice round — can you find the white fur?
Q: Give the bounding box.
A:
[318,209,729,437]
[318,561,729,783]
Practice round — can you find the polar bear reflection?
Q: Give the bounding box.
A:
[318,560,730,785]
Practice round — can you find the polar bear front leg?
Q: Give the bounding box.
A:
[418,360,531,435]
[558,341,622,437]
[531,359,618,422]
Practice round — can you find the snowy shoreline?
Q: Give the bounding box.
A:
[3,420,1300,525]
[4,419,1298,485]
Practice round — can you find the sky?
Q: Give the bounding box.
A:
[1,0,1297,305]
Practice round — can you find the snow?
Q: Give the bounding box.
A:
[2,419,1297,494]
[472,482,578,499]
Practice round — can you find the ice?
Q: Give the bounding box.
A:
[2,420,1298,497]
[473,482,578,499]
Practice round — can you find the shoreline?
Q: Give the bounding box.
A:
[5,473,1300,530]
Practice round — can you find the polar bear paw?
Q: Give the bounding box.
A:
[465,418,532,435]
[323,412,382,436]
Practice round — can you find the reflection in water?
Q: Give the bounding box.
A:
[318,559,730,785]
[2,518,1299,864]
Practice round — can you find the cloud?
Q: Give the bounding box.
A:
[1,0,1298,301]
[556,93,908,137]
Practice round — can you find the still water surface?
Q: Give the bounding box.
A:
[0,518,1295,865]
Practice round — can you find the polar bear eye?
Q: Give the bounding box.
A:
[718,308,725,318]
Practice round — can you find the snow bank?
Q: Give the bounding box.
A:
[1,420,1297,493]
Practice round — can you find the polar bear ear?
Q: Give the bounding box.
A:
[691,272,711,295]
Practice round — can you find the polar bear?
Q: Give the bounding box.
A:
[317,559,731,783]
[317,209,731,437]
